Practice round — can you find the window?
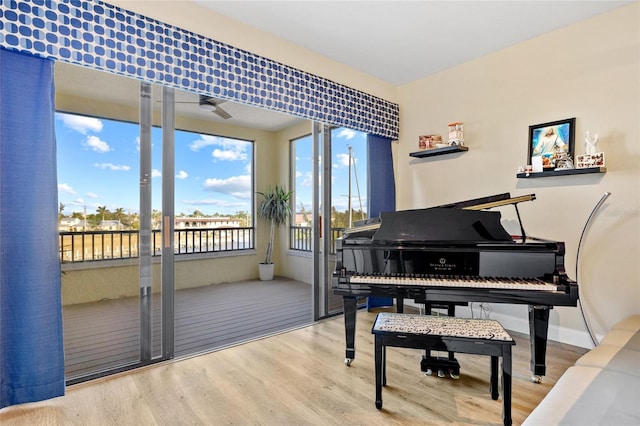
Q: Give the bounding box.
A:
[56,112,255,261]
[174,129,253,224]
[289,127,367,252]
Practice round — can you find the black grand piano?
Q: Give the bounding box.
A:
[332,193,578,382]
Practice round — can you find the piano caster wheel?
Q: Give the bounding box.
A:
[437,369,445,378]
[345,358,353,367]
[449,370,460,380]
[531,375,542,384]
[424,368,433,376]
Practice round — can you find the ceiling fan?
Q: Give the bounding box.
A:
[173,95,232,119]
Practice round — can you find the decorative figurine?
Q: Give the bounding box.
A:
[585,130,599,155]
[554,152,575,170]
[448,122,464,146]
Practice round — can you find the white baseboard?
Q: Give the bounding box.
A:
[487,310,598,349]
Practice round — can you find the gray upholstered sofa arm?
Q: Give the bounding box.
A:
[523,315,640,425]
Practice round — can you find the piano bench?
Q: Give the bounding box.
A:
[371,313,516,426]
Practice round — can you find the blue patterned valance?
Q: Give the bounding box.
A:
[0,0,399,139]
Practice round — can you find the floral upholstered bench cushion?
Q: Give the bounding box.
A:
[372,312,514,342]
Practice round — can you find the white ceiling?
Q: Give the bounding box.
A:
[196,0,633,85]
[55,1,633,130]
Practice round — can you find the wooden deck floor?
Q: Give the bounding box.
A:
[63,278,314,379]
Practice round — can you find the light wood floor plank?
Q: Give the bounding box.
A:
[1,308,587,425]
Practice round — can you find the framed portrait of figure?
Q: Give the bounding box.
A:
[528,118,575,170]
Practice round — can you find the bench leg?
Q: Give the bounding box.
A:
[490,356,499,400]
[502,348,513,426]
[374,335,384,409]
[382,345,387,386]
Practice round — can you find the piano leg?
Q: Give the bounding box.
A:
[528,305,550,383]
[343,296,358,366]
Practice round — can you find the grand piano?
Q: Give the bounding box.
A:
[332,193,579,382]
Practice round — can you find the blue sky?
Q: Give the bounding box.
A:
[293,128,368,216]
[56,112,367,218]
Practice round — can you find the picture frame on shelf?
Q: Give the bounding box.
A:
[576,152,605,168]
[528,117,575,170]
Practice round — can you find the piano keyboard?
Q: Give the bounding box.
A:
[348,274,559,291]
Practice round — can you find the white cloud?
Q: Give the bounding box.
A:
[58,183,76,195]
[83,135,111,153]
[338,129,356,140]
[189,134,226,151]
[300,171,313,188]
[182,199,248,209]
[189,135,250,162]
[86,192,98,199]
[94,163,131,171]
[335,152,356,168]
[176,170,188,179]
[59,113,103,134]
[212,148,247,161]
[152,169,162,178]
[202,175,251,198]
[65,198,86,207]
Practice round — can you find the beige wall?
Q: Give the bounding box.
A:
[396,4,639,346]
[61,254,259,305]
[274,121,312,282]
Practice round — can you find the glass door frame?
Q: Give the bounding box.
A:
[311,122,334,321]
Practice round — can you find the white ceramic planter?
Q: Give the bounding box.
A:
[258,263,275,281]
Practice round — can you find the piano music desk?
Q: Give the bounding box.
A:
[372,313,516,426]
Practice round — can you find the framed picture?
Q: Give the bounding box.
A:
[577,152,605,168]
[528,118,575,170]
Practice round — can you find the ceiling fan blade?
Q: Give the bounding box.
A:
[199,95,232,119]
[212,106,232,120]
[159,95,233,119]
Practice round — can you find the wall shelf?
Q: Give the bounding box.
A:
[516,166,606,179]
[410,145,468,158]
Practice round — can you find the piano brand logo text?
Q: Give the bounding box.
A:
[430,257,457,271]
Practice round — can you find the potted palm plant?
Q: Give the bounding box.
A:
[257,185,293,280]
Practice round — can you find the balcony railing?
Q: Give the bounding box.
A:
[59,227,254,263]
[289,226,345,254]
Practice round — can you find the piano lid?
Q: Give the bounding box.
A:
[434,192,512,209]
[372,208,514,243]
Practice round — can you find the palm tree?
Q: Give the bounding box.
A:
[96,206,108,226]
[113,208,126,229]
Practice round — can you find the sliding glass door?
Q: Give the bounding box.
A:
[57,64,170,382]
[301,124,367,320]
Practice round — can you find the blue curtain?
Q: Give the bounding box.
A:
[366,134,396,309]
[367,135,396,218]
[0,48,65,408]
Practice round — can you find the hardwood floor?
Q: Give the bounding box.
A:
[1,308,587,425]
